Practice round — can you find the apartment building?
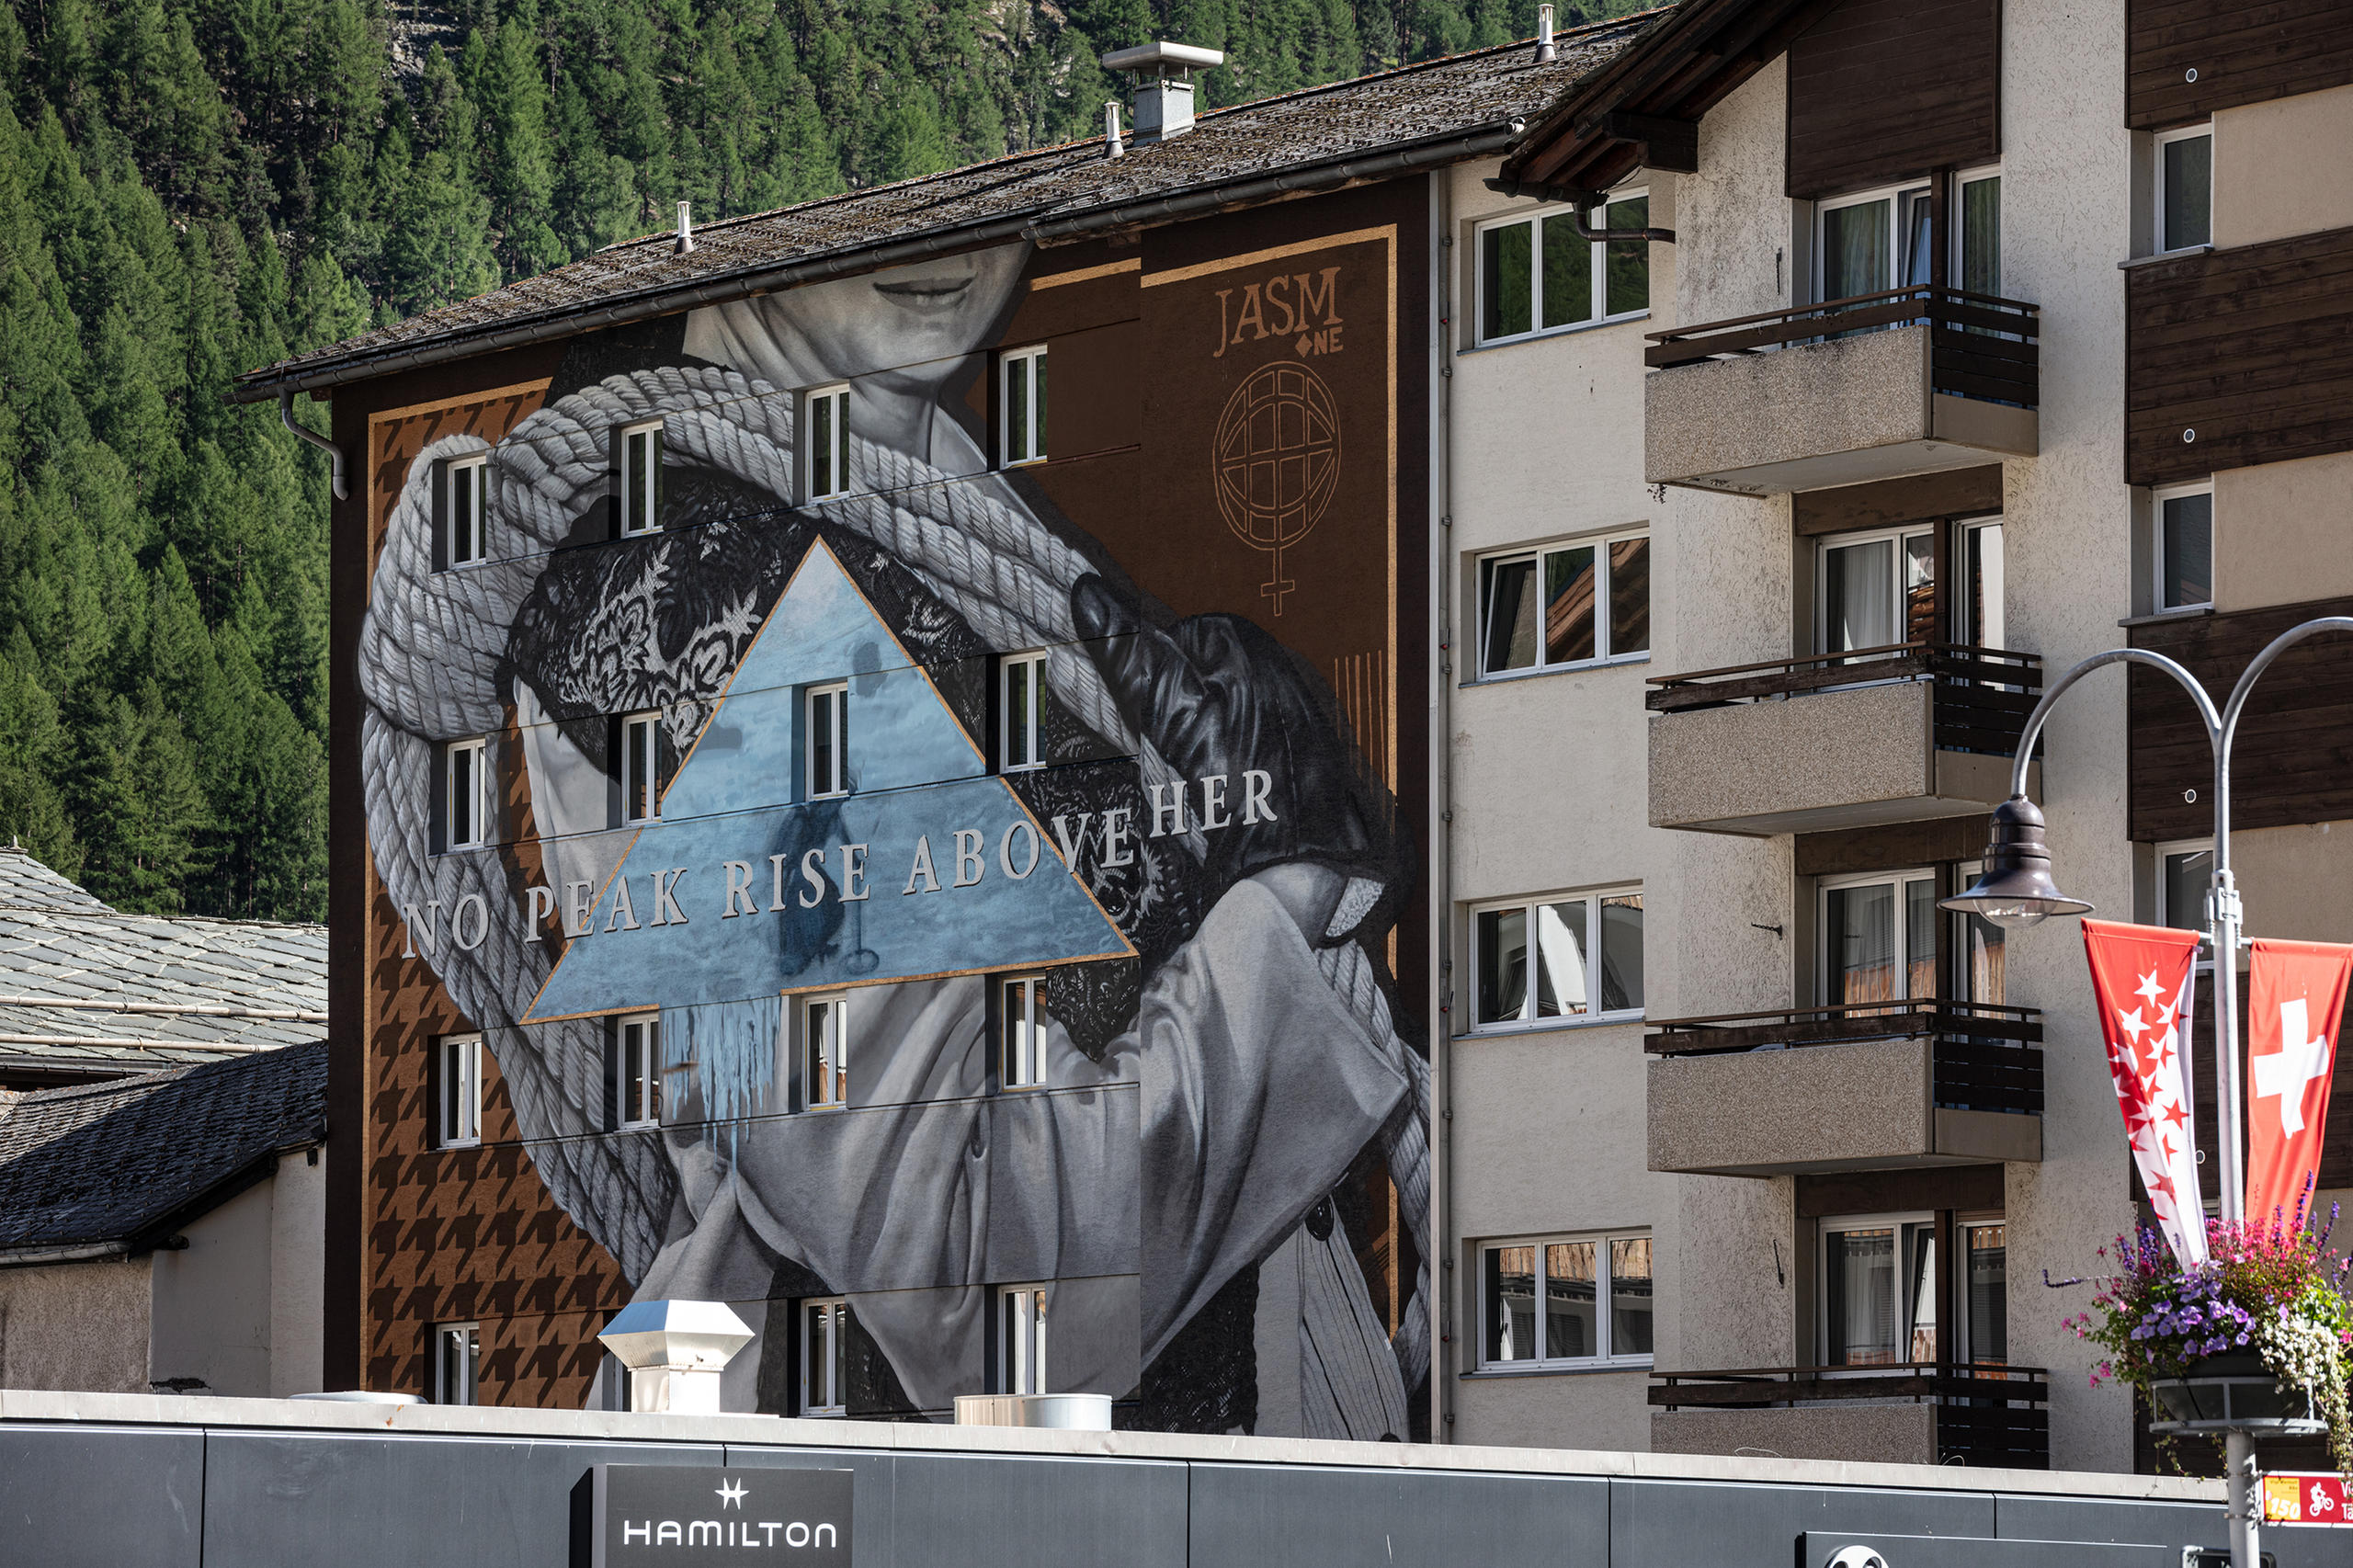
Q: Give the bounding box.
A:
[1441,0,2353,1475]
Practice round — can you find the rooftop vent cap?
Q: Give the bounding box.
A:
[676,200,695,255]
[1097,41,1225,143]
[1535,3,1555,62]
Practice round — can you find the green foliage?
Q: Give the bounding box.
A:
[0,0,1652,921]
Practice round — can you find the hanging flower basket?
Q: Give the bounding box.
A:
[2149,1354,2325,1432]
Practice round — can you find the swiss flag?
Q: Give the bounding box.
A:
[2083,920,2207,1265]
[2245,937,2352,1225]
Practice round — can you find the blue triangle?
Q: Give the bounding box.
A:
[525,540,1131,1024]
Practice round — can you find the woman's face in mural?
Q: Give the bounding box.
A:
[699,247,1028,401]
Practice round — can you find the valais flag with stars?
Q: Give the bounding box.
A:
[2245,937,2351,1225]
[2083,920,2207,1265]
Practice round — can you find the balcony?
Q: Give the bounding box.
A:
[1645,1000,2042,1177]
[1651,1364,2049,1469]
[1646,642,2040,835]
[1645,287,2040,494]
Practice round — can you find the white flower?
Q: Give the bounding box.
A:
[2256,1309,2344,1395]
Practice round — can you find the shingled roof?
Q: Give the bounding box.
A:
[232,13,1664,400]
[0,846,327,1085]
[0,1040,326,1259]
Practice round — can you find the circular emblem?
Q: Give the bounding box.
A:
[1211,361,1341,614]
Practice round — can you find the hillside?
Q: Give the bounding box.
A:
[0,0,1648,921]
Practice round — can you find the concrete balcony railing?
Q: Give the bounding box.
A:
[1645,999,2043,1177]
[1646,642,2040,835]
[1651,1364,2049,1469]
[1645,287,2040,494]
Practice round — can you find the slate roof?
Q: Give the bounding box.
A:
[0,846,327,1080]
[233,13,1663,399]
[0,1040,327,1256]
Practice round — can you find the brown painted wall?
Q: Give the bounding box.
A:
[2127,0,2353,131]
[2126,225,2353,487]
[1785,0,2001,199]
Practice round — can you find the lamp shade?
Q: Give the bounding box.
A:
[1938,794,2095,928]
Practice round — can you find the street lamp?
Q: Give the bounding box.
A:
[1939,618,2353,1568]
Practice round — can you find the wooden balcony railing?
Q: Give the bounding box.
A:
[1645,998,2044,1118]
[1645,641,2042,758]
[1650,1363,2050,1468]
[1644,284,2040,408]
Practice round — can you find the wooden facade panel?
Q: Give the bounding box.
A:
[2127,595,2353,841]
[2129,0,2353,131]
[2125,225,2353,485]
[1785,0,2000,199]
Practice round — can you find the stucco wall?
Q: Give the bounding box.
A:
[268,1152,326,1398]
[152,1175,278,1397]
[2211,449,2353,612]
[2214,84,2353,250]
[0,1258,152,1393]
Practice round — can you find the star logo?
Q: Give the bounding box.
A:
[2136,970,2166,1006]
[716,1477,748,1510]
[2116,1006,2148,1042]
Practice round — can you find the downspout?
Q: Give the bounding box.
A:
[1427,164,1459,1446]
[279,391,348,500]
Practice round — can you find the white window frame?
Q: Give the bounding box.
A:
[445,455,489,568]
[2154,123,2214,255]
[1953,515,2005,649]
[438,1033,482,1149]
[1468,888,1644,1032]
[1000,346,1047,467]
[445,737,488,850]
[2155,835,2216,937]
[803,993,847,1110]
[1473,529,1650,680]
[1475,1232,1654,1371]
[1815,179,1935,302]
[801,1296,847,1416]
[1817,867,1938,1007]
[1814,524,1937,659]
[434,1321,481,1404]
[618,418,663,536]
[620,710,660,824]
[1952,165,2003,297]
[616,1012,661,1130]
[1473,188,1651,347]
[2152,480,2214,613]
[1000,974,1044,1090]
[998,1284,1048,1394]
[804,384,851,502]
[1817,1210,1949,1369]
[999,651,1047,772]
[806,682,848,801]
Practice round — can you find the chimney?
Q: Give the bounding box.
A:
[675,200,695,255]
[1106,99,1125,159]
[1097,41,1226,143]
[1535,3,1556,62]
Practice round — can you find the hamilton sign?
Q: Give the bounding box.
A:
[584,1466,852,1566]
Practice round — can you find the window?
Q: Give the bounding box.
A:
[443,456,488,568]
[434,1322,481,1404]
[998,1285,1048,1394]
[1958,1221,2008,1366]
[1000,974,1044,1089]
[1471,890,1643,1028]
[445,737,487,850]
[618,419,663,535]
[2154,483,2212,611]
[1476,191,1649,344]
[438,1034,482,1148]
[1819,527,1936,658]
[2156,837,2215,936]
[1820,182,1936,301]
[1000,652,1046,772]
[805,385,850,502]
[2156,126,2212,253]
[620,711,660,824]
[1956,170,2001,296]
[1478,1233,1653,1369]
[1476,532,1650,677]
[616,1012,660,1129]
[801,1297,848,1415]
[804,994,847,1109]
[1954,517,2005,649]
[1821,869,1937,1007]
[1001,347,1047,467]
[1822,1215,1939,1366]
[1952,860,2006,1007]
[806,683,848,800]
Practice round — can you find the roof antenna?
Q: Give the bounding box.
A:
[1534,3,1556,62]
[1106,99,1125,160]
[675,200,695,255]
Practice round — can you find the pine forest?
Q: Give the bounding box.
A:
[0,0,1647,921]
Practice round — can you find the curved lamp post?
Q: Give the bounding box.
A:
[1939,617,2353,1568]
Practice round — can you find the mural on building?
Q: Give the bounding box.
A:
[358,217,1427,1438]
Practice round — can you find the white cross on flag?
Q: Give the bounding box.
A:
[2082,919,2207,1265]
[2245,937,2352,1224]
